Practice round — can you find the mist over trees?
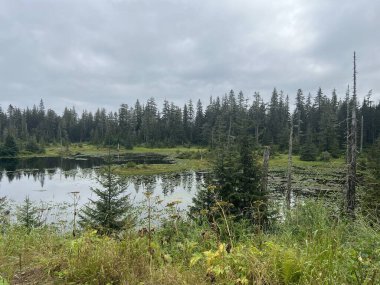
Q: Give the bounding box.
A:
[0,89,379,158]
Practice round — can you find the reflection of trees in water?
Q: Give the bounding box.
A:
[125,172,204,197]
[110,173,205,197]
[0,167,99,188]
[47,169,57,180]
[181,172,194,193]
[161,173,182,195]
[127,175,158,194]
[64,169,79,180]
[0,171,207,227]
[5,171,15,182]
[0,156,106,180]
[195,172,208,192]
[0,159,207,204]
[80,168,95,179]
[0,158,18,172]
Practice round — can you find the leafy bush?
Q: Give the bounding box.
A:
[126,161,136,168]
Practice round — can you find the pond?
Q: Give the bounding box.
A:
[0,156,206,225]
[0,156,332,226]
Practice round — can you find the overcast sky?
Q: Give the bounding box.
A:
[0,0,379,113]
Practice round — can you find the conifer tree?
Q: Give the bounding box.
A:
[300,126,318,161]
[191,135,266,224]
[16,196,42,232]
[80,157,133,234]
[0,134,19,157]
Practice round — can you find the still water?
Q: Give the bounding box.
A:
[0,157,206,222]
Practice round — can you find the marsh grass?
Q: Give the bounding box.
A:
[19,143,208,158]
[1,200,380,284]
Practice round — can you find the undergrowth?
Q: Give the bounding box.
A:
[1,200,380,284]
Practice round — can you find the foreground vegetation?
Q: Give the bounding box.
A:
[1,201,379,284]
[0,144,379,284]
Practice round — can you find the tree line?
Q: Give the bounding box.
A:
[0,88,379,157]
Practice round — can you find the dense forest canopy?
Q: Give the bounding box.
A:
[1,88,379,156]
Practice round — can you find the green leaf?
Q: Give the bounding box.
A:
[190,252,203,267]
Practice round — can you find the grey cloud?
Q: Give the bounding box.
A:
[0,0,379,113]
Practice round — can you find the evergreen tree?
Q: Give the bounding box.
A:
[249,92,265,146]
[267,88,280,144]
[16,196,42,231]
[0,134,19,157]
[191,135,265,224]
[80,158,133,234]
[194,99,204,144]
[300,126,318,161]
[362,137,380,222]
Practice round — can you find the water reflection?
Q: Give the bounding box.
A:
[0,168,206,208]
[0,154,173,183]
[0,155,208,226]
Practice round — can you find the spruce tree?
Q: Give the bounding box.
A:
[0,134,19,157]
[191,135,266,224]
[300,126,318,161]
[80,158,133,234]
[16,196,42,232]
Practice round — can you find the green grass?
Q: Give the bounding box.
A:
[1,201,379,284]
[15,143,211,175]
[125,146,206,155]
[269,153,345,169]
[114,158,211,176]
[18,143,207,158]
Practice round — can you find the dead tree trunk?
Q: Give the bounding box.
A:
[262,146,270,193]
[344,85,350,208]
[286,117,293,209]
[347,52,357,217]
[360,115,363,153]
[255,124,259,146]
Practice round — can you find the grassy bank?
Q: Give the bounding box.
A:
[17,143,207,158]
[1,201,379,284]
[14,143,212,176]
[15,143,345,178]
[114,158,211,176]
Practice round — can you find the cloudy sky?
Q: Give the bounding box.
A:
[0,0,379,113]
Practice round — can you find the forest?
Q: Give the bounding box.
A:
[1,73,380,283]
[1,87,379,158]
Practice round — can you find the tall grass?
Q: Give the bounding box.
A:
[1,200,379,284]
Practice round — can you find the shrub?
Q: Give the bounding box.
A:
[126,161,136,168]
[320,151,331,161]
[25,138,45,154]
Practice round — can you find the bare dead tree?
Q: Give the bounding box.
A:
[344,85,350,209]
[70,191,80,237]
[286,116,293,209]
[347,52,357,217]
[262,146,270,193]
[360,115,364,153]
